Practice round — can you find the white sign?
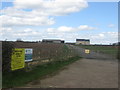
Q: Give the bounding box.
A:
[25,49,33,62]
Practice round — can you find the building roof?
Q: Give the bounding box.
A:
[76,39,90,41]
[42,39,64,41]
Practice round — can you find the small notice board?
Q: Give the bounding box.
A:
[11,48,25,71]
[25,49,33,62]
[85,49,90,54]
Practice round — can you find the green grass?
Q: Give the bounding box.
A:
[77,45,118,56]
[3,56,81,88]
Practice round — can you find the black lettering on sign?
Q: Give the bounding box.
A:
[16,52,22,57]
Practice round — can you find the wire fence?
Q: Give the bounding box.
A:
[2,41,78,72]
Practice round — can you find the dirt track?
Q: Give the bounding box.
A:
[23,58,118,88]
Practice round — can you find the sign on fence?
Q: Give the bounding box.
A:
[11,48,25,71]
[25,49,33,62]
[11,48,33,71]
[85,49,90,54]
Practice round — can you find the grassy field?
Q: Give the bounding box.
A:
[3,56,81,88]
[77,45,118,57]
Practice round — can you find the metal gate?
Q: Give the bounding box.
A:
[70,45,118,60]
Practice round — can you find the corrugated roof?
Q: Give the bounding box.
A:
[76,39,90,41]
[42,39,64,41]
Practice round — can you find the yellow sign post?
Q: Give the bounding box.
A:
[11,48,25,71]
[85,49,90,54]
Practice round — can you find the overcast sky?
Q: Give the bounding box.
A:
[0,0,118,44]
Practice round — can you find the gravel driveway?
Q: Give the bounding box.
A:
[23,58,118,88]
[21,45,118,88]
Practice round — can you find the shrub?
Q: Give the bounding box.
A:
[2,41,14,72]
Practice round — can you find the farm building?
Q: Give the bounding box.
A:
[76,39,90,45]
[42,39,64,43]
[112,42,120,45]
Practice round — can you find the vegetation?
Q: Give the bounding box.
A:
[2,41,77,71]
[54,45,76,61]
[2,41,14,72]
[3,56,81,88]
[13,42,76,62]
[2,41,79,88]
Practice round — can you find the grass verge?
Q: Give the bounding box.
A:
[3,56,81,88]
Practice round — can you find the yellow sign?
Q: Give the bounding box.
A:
[11,48,25,71]
[85,49,90,54]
